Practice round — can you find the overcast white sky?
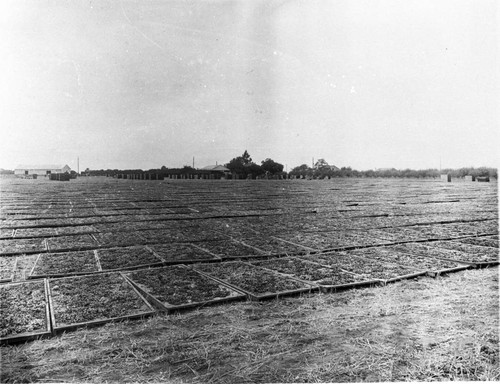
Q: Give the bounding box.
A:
[0,0,497,171]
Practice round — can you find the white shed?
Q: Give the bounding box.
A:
[14,164,71,176]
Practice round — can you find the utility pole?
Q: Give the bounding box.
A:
[77,157,79,174]
[193,156,195,169]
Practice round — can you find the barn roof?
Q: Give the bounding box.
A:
[201,165,230,172]
[15,164,70,170]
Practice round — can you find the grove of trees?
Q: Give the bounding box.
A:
[289,165,497,179]
[225,151,285,179]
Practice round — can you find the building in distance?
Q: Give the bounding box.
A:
[201,165,231,173]
[14,164,71,176]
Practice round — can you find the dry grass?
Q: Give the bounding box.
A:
[1,267,499,383]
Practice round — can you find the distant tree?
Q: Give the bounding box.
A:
[474,167,495,178]
[289,164,312,178]
[314,158,330,170]
[225,157,247,176]
[292,164,310,173]
[246,163,265,178]
[261,158,284,175]
[315,159,336,178]
[241,150,252,165]
[343,167,354,177]
[225,150,263,178]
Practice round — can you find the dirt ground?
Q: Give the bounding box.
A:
[1,266,498,383]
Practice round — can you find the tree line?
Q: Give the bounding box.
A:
[222,151,497,179]
[289,164,498,179]
[14,150,493,179]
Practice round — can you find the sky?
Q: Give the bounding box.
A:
[0,0,497,171]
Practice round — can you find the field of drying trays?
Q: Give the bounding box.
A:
[0,176,498,345]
